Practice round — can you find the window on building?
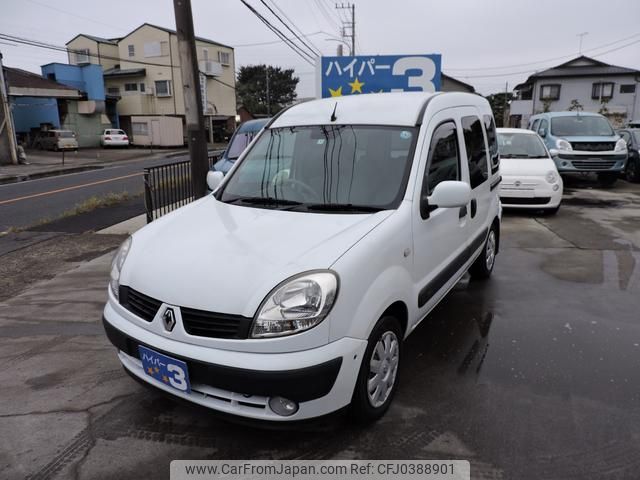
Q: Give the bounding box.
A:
[592,82,614,100]
[483,115,499,174]
[132,122,148,136]
[203,48,209,61]
[424,121,460,195]
[107,87,120,95]
[540,84,561,100]
[155,80,171,97]
[124,83,138,92]
[620,84,636,94]
[144,41,162,58]
[462,116,489,189]
[75,48,90,64]
[128,44,135,57]
[139,83,145,92]
[218,51,230,65]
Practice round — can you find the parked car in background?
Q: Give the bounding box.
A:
[101,129,129,147]
[528,112,627,187]
[497,128,563,214]
[34,130,78,151]
[616,129,640,183]
[210,118,270,175]
[103,92,501,423]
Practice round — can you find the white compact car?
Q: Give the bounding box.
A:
[101,129,129,147]
[103,92,502,422]
[497,128,563,214]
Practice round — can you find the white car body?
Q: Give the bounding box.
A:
[103,92,502,422]
[101,129,129,147]
[497,128,563,211]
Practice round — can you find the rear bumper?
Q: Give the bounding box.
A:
[102,309,367,421]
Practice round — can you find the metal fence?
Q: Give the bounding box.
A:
[143,152,222,223]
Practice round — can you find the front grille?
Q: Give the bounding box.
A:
[181,306,252,339]
[118,286,252,339]
[571,160,616,170]
[500,196,551,205]
[570,142,615,152]
[119,286,161,322]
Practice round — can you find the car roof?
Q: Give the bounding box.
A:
[531,111,604,118]
[237,118,270,133]
[497,128,537,135]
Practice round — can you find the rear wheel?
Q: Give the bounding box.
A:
[469,225,497,280]
[597,172,618,187]
[625,158,640,183]
[350,316,402,423]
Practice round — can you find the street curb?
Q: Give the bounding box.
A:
[0,166,104,185]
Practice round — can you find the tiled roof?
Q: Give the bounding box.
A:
[103,67,147,77]
[3,67,78,91]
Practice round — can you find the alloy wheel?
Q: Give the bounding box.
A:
[367,331,399,408]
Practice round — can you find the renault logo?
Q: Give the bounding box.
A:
[163,308,176,332]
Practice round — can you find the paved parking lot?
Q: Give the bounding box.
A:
[1,178,639,480]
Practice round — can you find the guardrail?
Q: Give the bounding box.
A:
[143,151,222,223]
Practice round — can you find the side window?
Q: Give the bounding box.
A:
[462,116,489,189]
[483,115,499,175]
[538,119,548,136]
[531,119,540,132]
[424,121,460,195]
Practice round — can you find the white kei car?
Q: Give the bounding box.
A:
[101,129,130,147]
[497,128,563,214]
[103,92,501,423]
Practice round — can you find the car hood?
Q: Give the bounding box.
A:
[500,157,557,177]
[121,196,392,317]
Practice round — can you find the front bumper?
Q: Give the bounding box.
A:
[553,152,627,173]
[499,175,562,209]
[102,308,367,421]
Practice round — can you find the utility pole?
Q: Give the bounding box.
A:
[173,0,208,198]
[0,52,18,165]
[335,3,355,55]
[503,81,509,128]
[266,67,271,115]
[577,32,588,55]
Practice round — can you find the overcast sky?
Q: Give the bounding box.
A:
[2,0,639,98]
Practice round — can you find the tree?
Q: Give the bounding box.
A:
[485,92,515,127]
[236,65,299,115]
[568,99,583,112]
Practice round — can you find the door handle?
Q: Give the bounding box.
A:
[458,205,467,218]
[470,199,477,218]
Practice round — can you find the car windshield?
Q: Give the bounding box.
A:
[497,132,548,158]
[58,131,74,138]
[550,116,614,136]
[226,132,257,159]
[218,125,418,212]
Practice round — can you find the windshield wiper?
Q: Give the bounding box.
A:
[305,203,384,213]
[501,154,532,158]
[226,196,303,207]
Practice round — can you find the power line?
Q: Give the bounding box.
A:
[258,0,320,58]
[313,0,341,31]
[266,0,322,55]
[233,31,325,47]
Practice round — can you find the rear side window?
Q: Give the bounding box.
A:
[483,115,499,174]
[462,116,488,189]
[424,121,460,195]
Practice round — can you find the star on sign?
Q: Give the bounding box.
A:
[162,375,169,383]
[329,86,342,97]
[349,77,364,94]
[147,367,154,375]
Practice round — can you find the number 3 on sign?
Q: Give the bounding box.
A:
[391,57,437,93]
[167,364,188,391]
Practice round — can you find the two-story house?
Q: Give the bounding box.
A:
[510,56,640,128]
[66,24,236,146]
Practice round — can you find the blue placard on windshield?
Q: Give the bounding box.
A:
[320,54,442,98]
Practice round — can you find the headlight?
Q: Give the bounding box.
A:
[556,139,573,151]
[110,236,132,300]
[546,170,558,184]
[251,271,338,338]
[615,138,628,153]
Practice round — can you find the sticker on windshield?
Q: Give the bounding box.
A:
[400,130,412,140]
[317,139,326,145]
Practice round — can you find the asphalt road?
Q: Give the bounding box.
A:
[1,179,639,479]
[0,154,189,232]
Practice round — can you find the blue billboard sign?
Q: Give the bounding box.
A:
[320,54,442,98]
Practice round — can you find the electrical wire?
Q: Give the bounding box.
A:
[259,0,320,58]
[266,0,322,55]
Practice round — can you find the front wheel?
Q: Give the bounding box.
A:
[469,226,498,280]
[597,172,618,187]
[625,159,640,183]
[543,205,560,215]
[350,316,402,423]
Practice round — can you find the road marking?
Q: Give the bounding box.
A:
[0,172,142,206]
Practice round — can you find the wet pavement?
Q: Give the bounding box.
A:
[1,179,639,480]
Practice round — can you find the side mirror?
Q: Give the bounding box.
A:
[206,170,224,192]
[421,181,471,219]
[538,128,547,137]
[549,148,559,157]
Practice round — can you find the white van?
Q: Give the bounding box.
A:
[103,92,502,423]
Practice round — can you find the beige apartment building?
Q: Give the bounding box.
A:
[66,23,236,145]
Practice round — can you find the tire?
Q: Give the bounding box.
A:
[597,172,617,187]
[543,205,560,215]
[469,225,498,280]
[53,144,59,152]
[350,316,402,424]
[626,158,640,183]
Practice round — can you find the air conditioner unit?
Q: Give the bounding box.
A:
[199,60,222,77]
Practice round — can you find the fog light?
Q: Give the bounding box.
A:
[553,184,560,191]
[268,396,299,416]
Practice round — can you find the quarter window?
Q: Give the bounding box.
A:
[483,115,499,174]
[424,121,460,195]
[462,116,488,189]
[540,84,561,100]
